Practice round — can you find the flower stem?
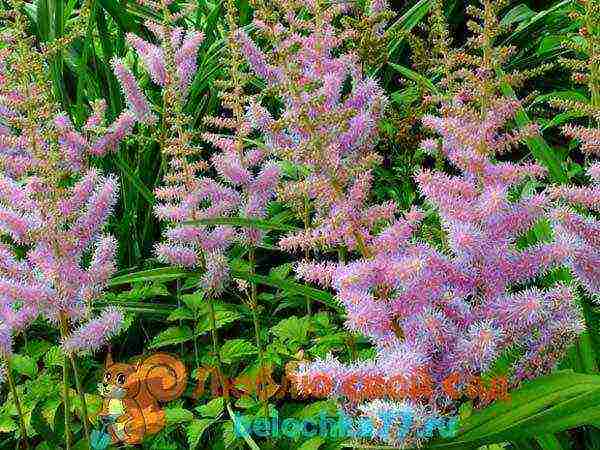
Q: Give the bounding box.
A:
[68,356,91,449]
[207,297,229,407]
[248,248,269,418]
[59,315,90,449]
[5,357,29,450]
[62,349,72,450]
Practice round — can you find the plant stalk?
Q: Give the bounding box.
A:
[248,248,269,418]
[62,346,72,450]
[58,315,86,450]
[68,355,91,449]
[207,297,229,406]
[303,196,312,316]
[5,356,29,450]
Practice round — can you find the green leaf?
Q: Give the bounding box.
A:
[98,0,140,32]
[195,303,243,335]
[501,4,535,27]
[167,307,195,322]
[386,0,431,56]
[537,35,567,56]
[109,267,188,287]
[430,371,600,448]
[297,436,326,450]
[541,111,588,132]
[220,339,258,364]
[532,90,590,106]
[187,418,215,449]
[196,397,224,418]
[269,263,293,280]
[10,354,37,378]
[36,0,50,41]
[182,292,205,311]
[505,0,575,44]
[271,316,310,344]
[41,397,61,428]
[0,415,16,433]
[389,63,439,94]
[114,152,156,205]
[149,326,194,349]
[165,407,194,425]
[24,340,52,362]
[536,435,565,450]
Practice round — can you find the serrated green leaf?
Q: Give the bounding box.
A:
[182,292,205,311]
[149,326,194,349]
[187,418,215,449]
[196,397,224,418]
[165,407,194,425]
[195,304,243,335]
[271,316,310,344]
[220,339,257,364]
[167,306,195,322]
[11,354,37,378]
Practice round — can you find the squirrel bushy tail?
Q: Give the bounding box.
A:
[139,353,187,402]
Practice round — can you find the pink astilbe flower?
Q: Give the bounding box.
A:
[290,96,583,447]
[61,307,124,355]
[0,33,123,359]
[237,0,392,256]
[549,125,600,296]
[111,58,157,125]
[152,2,280,295]
[125,23,204,95]
[547,0,600,296]
[89,111,136,156]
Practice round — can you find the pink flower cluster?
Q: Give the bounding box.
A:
[288,98,585,445]
[237,0,389,254]
[0,45,126,360]
[550,126,600,295]
[232,2,586,443]
[114,10,280,295]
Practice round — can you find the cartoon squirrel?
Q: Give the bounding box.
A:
[98,352,187,445]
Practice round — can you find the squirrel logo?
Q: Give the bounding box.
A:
[98,352,187,445]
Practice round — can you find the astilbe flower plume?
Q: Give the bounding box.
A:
[199,0,280,266]
[548,0,600,295]
[236,3,585,445]
[236,0,470,446]
[120,2,272,295]
[0,19,125,362]
[291,97,584,447]
[239,0,390,256]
